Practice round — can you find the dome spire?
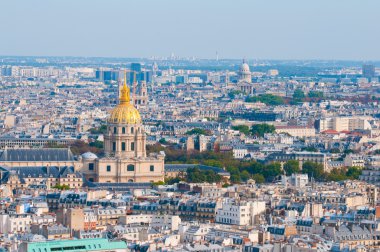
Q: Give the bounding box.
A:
[120,70,130,104]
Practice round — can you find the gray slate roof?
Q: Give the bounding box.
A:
[0,148,74,162]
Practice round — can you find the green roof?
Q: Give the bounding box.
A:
[25,238,127,252]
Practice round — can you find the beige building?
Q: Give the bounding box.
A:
[318,117,372,132]
[81,78,164,183]
[0,77,164,186]
[275,126,316,137]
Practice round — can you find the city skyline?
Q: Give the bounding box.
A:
[1,0,379,60]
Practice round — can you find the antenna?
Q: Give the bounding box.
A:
[133,71,137,105]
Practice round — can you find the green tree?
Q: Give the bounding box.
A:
[89,125,107,134]
[284,160,300,175]
[240,170,251,182]
[346,166,361,179]
[308,91,324,98]
[52,184,70,190]
[186,128,211,136]
[245,94,284,106]
[228,90,242,99]
[186,167,222,183]
[250,124,275,137]
[232,125,251,135]
[159,138,168,144]
[302,161,325,181]
[263,162,282,180]
[293,89,305,100]
[326,168,347,181]
[252,174,265,184]
[89,140,103,149]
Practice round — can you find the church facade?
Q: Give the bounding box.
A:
[81,77,165,183]
[0,76,165,187]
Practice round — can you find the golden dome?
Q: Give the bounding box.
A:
[108,75,142,124]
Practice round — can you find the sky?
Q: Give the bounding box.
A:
[0,0,378,60]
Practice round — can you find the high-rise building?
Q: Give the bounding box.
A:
[130,63,142,83]
[362,64,375,79]
[95,68,120,82]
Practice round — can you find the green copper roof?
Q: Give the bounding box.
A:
[25,238,127,252]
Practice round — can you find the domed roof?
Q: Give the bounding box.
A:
[240,62,250,72]
[81,152,98,159]
[108,77,142,124]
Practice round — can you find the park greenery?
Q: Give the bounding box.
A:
[232,123,275,137]
[250,124,276,137]
[231,125,250,135]
[89,125,107,134]
[146,143,362,184]
[185,128,212,136]
[52,184,70,190]
[245,94,285,105]
[244,90,326,107]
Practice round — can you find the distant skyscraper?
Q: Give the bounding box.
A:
[130,63,142,83]
[362,64,375,78]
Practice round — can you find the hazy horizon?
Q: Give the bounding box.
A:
[1,0,378,61]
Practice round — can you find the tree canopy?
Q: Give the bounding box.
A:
[186,128,211,136]
[232,125,250,135]
[245,94,285,106]
[250,123,275,137]
[284,160,300,176]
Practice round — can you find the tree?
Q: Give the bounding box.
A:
[346,166,361,180]
[159,138,168,144]
[302,161,325,181]
[228,90,242,99]
[264,162,282,179]
[302,146,318,152]
[232,125,250,135]
[52,184,70,190]
[89,140,103,149]
[186,167,222,183]
[252,174,265,184]
[330,148,340,154]
[326,168,347,182]
[152,181,165,186]
[245,94,284,106]
[89,125,107,134]
[308,91,324,98]
[293,89,305,100]
[284,160,300,176]
[240,170,251,182]
[186,128,211,136]
[250,124,275,137]
[70,140,103,155]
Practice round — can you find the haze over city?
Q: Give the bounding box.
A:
[1,0,379,60]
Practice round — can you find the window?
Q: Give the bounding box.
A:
[131,142,135,151]
[88,163,94,171]
[150,165,154,172]
[113,127,117,134]
[112,142,116,151]
[122,127,126,134]
[107,165,111,172]
[127,164,135,171]
[122,142,126,151]
[131,127,134,133]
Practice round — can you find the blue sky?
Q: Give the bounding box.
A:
[0,0,378,60]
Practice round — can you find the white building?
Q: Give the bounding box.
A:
[281,173,309,188]
[120,214,181,231]
[216,199,265,226]
[233,146,248,159]
[0,214,32,233]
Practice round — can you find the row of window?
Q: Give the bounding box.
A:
[113,142,135,151]
[113,127,135,134]
[88,163,154,172]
